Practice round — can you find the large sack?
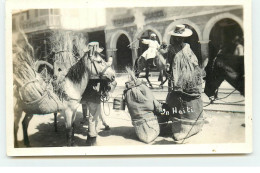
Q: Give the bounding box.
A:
[124,79,162,143]
[124,79,162,121]
[166,91,204,141]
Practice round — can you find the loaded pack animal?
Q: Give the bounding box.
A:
[13,43,115,147]
[204,53,245,101]
[134,47,168,89]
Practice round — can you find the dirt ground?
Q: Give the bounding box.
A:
[15,74,245,147]
[15,108,245,147]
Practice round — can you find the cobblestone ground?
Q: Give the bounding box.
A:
[15,74,245,147]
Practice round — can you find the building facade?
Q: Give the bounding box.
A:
[105,6,243,71]
[12,6,244,72]
[12,9,107,60]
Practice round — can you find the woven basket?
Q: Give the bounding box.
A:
[171,117,205,141]
[21,90,64,114]
[19,79,64,114]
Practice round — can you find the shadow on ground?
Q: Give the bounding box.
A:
[17,112,89,147]
[98,126,138,141]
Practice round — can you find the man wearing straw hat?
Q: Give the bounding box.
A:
[162,24,205,141]
[81,42,113,146]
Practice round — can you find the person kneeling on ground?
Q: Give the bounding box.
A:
[124,68,162,143]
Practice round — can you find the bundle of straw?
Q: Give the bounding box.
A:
[13,31,47,103]
[49,31,87,69]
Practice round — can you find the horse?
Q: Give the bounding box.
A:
[134,51,167,88]
[13,50,116,147]
[204,54,245,100]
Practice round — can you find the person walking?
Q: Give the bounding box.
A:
[81,42,113,146]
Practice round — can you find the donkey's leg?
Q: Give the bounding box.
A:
[54,113,58,132]
[134,57,141,77]
[22,113,33,147]
[71,110,78,146]
[145,59,153,88]
[160,71,168,87]
[145,69,153,88]
[64,108,74,147]
[158,70,164,88]
[146,76,153,89]
[14,103,23,148]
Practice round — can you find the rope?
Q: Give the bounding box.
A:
[215,89,236,100]
[181,109,204,144]
[102,96,111,116]
[203,100,214,107]
[213,89,244,104]
[217,99,244,104]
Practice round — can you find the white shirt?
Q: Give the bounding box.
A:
[141,39,160,59]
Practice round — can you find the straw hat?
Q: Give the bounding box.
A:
[168,24,192,37]
[86,42,104,53]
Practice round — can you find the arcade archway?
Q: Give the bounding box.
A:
[116,34,132,72]
[209,18,243,59]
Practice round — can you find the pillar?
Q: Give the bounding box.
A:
[130,46,139,68]
[199,40,210,68]
[107,48,117,69]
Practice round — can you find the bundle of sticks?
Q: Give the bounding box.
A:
[13,31,47,103]
[49,31,87,67]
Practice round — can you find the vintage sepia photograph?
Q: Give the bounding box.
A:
[6,0,252,156]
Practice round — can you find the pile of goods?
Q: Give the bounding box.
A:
[13,31,63,114]
[49,31,87,97]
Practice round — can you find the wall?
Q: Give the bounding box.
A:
[105,6,243,70]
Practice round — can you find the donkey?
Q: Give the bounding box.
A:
[134,51,167,88]
[204,54,244,100]
[14,50,115,147]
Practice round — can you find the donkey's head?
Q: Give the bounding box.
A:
[84,42,115,82]
[204,56,225,101]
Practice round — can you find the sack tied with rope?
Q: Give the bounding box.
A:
[166,43,205,141]
[124,78,162,143]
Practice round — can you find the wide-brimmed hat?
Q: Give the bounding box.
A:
[168,24,192,37]
[86,42,104,53]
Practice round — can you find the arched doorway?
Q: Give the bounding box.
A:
[137,30,161,57]
[209,18,243,59]
[116,34,132,72]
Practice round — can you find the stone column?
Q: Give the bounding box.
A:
[130,46,139,67]
[199,40,210,68]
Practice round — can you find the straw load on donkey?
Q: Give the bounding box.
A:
[13,31,116,147]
